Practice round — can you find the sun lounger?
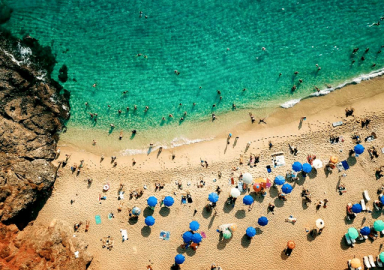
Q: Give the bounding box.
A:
[361,200,367,211]
[377,256,383,267]
[345,233,352,245]
[369,255,376,267]
[341,160,349,170]
[364,190,371,201]
[120,229,128,242]
[364,256,372,269]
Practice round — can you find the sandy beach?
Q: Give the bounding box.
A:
[34,77,384,270]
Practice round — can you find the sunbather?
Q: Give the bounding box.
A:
[74,222,82,232]
[85,220,90,232]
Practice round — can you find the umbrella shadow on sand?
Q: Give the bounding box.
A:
[347,156,357,167]
[128,217,139,225]
[274,198,285,208]
[222,203,234,213]
[185,248,196,257]
[280,249,290,260]
[339,236,350,250]
[201,207,212,219]
[217,238,231,250]
[143,207,154,217]
[308,169,318,179]
[141,226,151,237]
[159,207,170,217]
[235,210,246,219]
[269,187,279,198]
[241,234,251,248]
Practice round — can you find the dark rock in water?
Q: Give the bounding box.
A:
[0,28,70,226]
[0,3,13,24]
[0,220,93,269]
[58,64,68,82]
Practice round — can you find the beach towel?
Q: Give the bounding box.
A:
[181,197,187,204]
[332,121,343,127]
[237,181,244,192]
[266,165,272,173]
[201,232,207,238]
[341,160,349,170]
[95,215,101,225]
[120,229,128,241]
[159,230,170,240]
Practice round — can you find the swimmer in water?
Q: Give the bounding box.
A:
[199,86,202,89]
[174,70,180,75]
[118,110,122,114]
[217,90,221,95]
[372,63,376,67]
[126,107,129,111]
[85,102,88,106]
[294,71,299,75]
[220,96,222,100]
[361,56,365,61]
[262,47,266,51]
[180,117,184,121]
[279,73,282,77]
[193,103,196,106]
[90,113,93,118]
[169,114,173,118]
[212,104,216,108]
[179,103,182,106]
[291,85,297,91]
[352,48,359,53]
[243,88,247,91]
[365,48,369,53]
[162,117,165,121]
[110,124,115,128]
[183,111,187,116]
[299,79,303,83]
[122,91,127,94]
[108,105,111,108]
[134,105,137,110]
[144,106,149,112]
[92,83,97,87]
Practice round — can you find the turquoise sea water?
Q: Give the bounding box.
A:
[2,0,384,149]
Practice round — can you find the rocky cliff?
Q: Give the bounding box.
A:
[0,28,92,269]
[0,219,92,270]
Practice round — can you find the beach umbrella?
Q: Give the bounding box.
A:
[229,224,237,232]
[175,254,185,265]
[282,183,293,194]
[274,175,285,185]
[163,196,174,207]
[312,159,323,169]
[192,233,202,243]
[302,163,312,173]
[258,216,269,226]
[351,203,362,213]
[230,188,241,198]
[350,258,361,268]
[243,195,254,205]
[242,173,253,184]
[347,228,359,240]
[287,240,295,249]
[223,230,232,239]
[374,220,384,231]
[182,231,193,243]
[252,183,262,192]
[208,192,219,203]
[380,252,384,263]
[189,221,200,231]
[360,226,370,236]
[246,227,256,237]
[145,216,155,226]
[132,207,141,216]
[354,144,365,155]
[147,196,158,207]
[329,156,338,164]
[292,162,302,172]
[315,219,325,229]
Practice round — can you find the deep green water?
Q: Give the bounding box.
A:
[2,0,384,149]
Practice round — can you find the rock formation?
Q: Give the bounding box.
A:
[0,219,92,270]
[0,28,92,269]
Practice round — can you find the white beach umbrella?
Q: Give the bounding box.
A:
[316,219,325,229]
[230,188,241,198]
[312,159,323,169]
[242,173,253,184]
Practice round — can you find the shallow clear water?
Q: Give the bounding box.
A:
[3,0,384,149]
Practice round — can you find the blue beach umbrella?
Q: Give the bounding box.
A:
[182,231,193,243]
[147,196,158,207]
[243,195,254,205]
[381,196,384,205]
[360,226,370,236]
[189,221,200,231]
[274,175,285,186]
[163,196,174,207]
[192,233,202,243]
[208,192,219,203]
[302,163,312,173]
[282,183,293,194]
[258,216,269,226]
[292,162,303,172]
[145,216,155,226]
[175,254,185,265]
[354,144,365,155]
[351,203,362,213]
[246,227,256,237]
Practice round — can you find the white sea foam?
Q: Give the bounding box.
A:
[120,136,213,156]
[280,67,384,109]
[17,42,32,64]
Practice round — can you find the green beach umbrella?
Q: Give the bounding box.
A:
[374,220,384,231]
[380,252,384,262]
[223,230,232,239]
[347,228,359,240]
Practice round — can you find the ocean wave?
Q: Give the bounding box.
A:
[280,67,384,108]
[120,136,213,156]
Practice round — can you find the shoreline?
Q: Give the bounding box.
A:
[58,74,384,162]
